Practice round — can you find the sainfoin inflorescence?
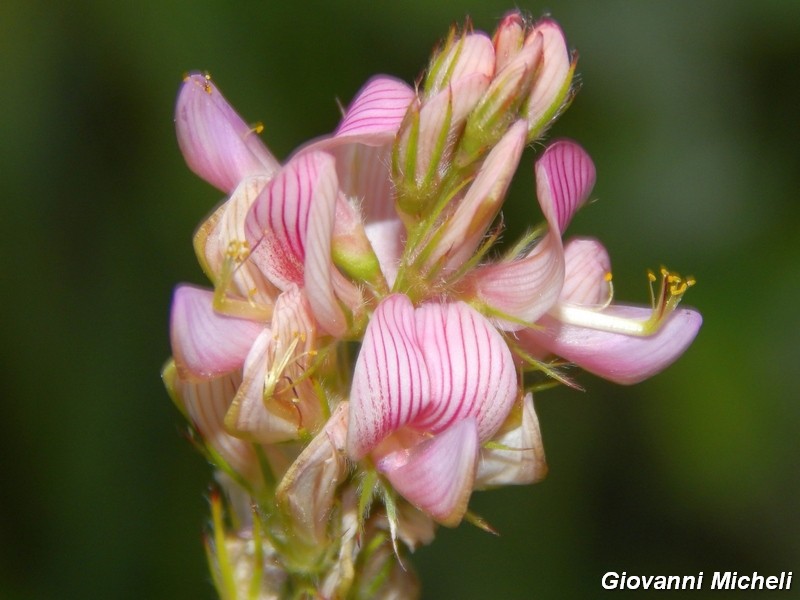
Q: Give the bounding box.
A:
[164,11,701,598]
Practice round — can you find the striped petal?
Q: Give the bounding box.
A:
[525,19,573,138]
[535,139,596,234]
[348,294,431,459]
[520,305,702,385]
[414,301,517,443]
[175,73,279,193]
[170,285,263,379]
[378,418,479,526]
[335,76,415,142]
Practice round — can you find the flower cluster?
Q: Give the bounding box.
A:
[164,12,701,599]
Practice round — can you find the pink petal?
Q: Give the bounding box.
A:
[170,285,263,379]
[426,32,495,96]
[171,370,263,484]
[175,73,280,193]
[475,393,547,488]
[414,301,517,442]
[560,237,612,305]
[302,154,351,337]
[224,329,302,443]
[535,139,596,234]
[431,120,528,271]
[245,151,332,290]
[492,12,525,72]
[521,305,703,384]
[329,143,396,222]
[348,295,431,459]
[364,219,405,288]
[525,19,572,134]
[378,418,479,526]
[335,76,415,141]
[467,231,565,330]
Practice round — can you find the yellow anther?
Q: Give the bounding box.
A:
[604,271,613,282]
[250,122,265,135]
[202,72,213,93]
[225,240,250,262]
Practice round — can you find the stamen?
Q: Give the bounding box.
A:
[552,266,695,337]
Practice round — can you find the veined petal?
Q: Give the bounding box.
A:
[475,393,547,488]
[535,139,596,234]
[414,300,517,442]
[467,231,564,330]
[170,285,263,379]
[520,305,702,384]
[175,73,280,193]
[335,76,415,141]
[330,143,396,222]
[378,418,479,526]
[560,237,612,305]
[348,295,431,459]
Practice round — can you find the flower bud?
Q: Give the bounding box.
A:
[423,30,495,99]
[492,11,526,72]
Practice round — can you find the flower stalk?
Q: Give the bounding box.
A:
[165,11,701,599]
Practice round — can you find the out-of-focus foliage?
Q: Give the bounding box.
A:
[1,1,798,598]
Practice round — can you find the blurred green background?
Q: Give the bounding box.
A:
[2,0,798,598]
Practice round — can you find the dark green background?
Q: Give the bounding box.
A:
[2,1,798,598]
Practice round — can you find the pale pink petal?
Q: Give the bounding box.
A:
[535,139,596,234]
[475,393,547,488]
[224,329,301,443]
[171,370,263,485]
[302,154,351,337]
[175,73,280,193]
[493,12,525,72]
[414,301,517,442]
[276,402,349,544]
[525,19,572,135]
[378,418,479,526]
[426,32,495,96]
[432,120,528,271]
[335,76,415,141]
[520,305,702,384]
[348,295,431,459]
[329,143,396,222]
[364,219,405,288]
[170,285,263,379]
[468,231,564,330]
[560,237,612,305]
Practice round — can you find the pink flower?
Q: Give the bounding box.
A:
[347,294,518,525]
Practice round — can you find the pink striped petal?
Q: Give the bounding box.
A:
[560,237,612,305]
[170,285,263,379]
[520,305,703,385]
[335,76,415,141]
[535,139,596,234]
[175,73,280,193]
[329,143,396,222]
[475,393,547,488]
[415,301,517,442]
[245,151,332,290]
[348,295,431,459]
[468,231,564,330]
[378,418,479,526]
